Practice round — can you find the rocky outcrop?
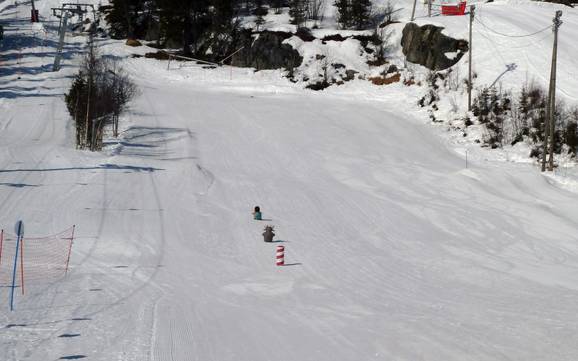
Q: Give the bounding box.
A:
[401,23,469,71]
[231,30,303,70]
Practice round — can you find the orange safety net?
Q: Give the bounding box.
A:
[0,226,75,296]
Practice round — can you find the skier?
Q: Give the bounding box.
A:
[253,206,262,220]
[263,225,275,242]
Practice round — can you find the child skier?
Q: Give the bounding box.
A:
[253,206,262,220]
[263,225,275,242]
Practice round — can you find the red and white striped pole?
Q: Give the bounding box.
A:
[276,246,284,266]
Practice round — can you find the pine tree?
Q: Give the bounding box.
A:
[254,0,265,31]
[255,14,265,30]
[566,119,578,155]
[518,86,529,121]
[155,0,212,55]
[334,0,351,29]
[289,0,307,28]
[335,0,372,29]
[106,0,147,39]
[253,0,267,30]
[208,0,240,60]
[65,73,88,147]
[213,0,236,28]
[350,0,371,30]
[271,0,283,14]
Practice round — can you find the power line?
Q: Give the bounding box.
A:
[474,6,552,49]
[475,25,551,49]
[474,15,551,38]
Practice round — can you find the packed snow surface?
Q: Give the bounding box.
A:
[1,0,578,360]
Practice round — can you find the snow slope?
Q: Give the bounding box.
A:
[2,0,578,360]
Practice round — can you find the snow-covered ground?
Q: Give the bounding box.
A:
[2,0,578,360]
[250,0,578,165]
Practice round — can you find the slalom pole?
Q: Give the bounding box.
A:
[0,229,3,265]
[10,222,23,311]
[64,225,75,275]
[276,246,285,266]
[20,237,24,295]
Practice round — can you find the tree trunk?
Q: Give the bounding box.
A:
[123,0,135,39]
[183,9,193,55]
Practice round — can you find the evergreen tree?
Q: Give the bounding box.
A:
[65,73,88,147]
[335,0,372,29]
[105,0,147,39]
[334,0,351,29]
[271,0,283,14]
[155,0,211,55]
[208,0,240,60]
[253,0,267,30]
[566,119,578,155]
[255,13,265,30]
[518,86,529,122]
[213,0,236,28]
[289,0,307,27]
[350,0,371,30]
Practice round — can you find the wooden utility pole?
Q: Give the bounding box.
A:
[30,0,37,22]
[411,0,417,21]
[541,105,549,171]
[547,10,562,171]
[428,0,432,17]
[468,5,475,112]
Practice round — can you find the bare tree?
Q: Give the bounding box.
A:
[373,0,399,28]
[106,60,138,137]
[307,0,326,27]
[65,40,137,150]
[374,26,393,63]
